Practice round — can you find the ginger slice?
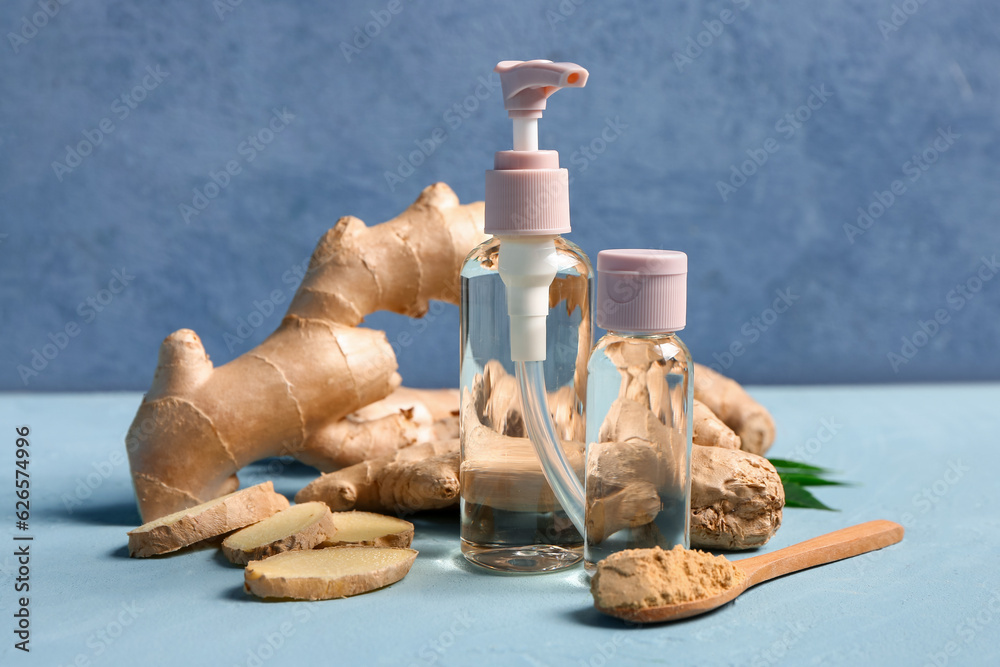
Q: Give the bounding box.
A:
[244,547,418,600]
[221,502,336,565]
[128,482,289,558]
[318,511,414,548]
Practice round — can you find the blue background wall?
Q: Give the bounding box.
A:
[2,0,999,391]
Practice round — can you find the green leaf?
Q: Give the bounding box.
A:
[783,483,837,511]
[778,472,852,487]
[766,457,851,510]
[767,458,834,474]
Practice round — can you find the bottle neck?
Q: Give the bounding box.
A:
[606,329,678,341]
[495,233,560,244]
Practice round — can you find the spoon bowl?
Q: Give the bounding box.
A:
[596,519,904,624]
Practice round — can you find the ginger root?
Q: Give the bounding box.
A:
[586,442,783,550]
[690,445,784,550]
[692,399,741,450]
[244,547,418,600]
[127,482,289,558]
[126,184,485,521]
[295,387,459,473]
[585,439,663,544]
[295,440,461,513]
[693,363,775,455]
[221,501,335,565]
[604,344,764,454]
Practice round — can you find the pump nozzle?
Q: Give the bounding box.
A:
[495,60,589,151]
[496,60,589,117]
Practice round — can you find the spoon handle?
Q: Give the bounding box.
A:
[736,520,904,587]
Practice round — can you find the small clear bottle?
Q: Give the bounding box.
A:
[584,249,692,573]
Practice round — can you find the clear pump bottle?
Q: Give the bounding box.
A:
[584,249,693,573]
[460,61,593,573]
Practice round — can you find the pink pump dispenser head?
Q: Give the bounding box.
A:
[597,249,688,333]
[487,59,590,362]
[485,60,589,236]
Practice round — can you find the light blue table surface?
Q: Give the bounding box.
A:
[0,384,997,666]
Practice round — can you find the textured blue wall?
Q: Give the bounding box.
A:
[2,0,999,391]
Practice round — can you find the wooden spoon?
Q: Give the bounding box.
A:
[596,519,904,623]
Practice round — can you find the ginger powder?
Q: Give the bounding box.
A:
[591,545,745,610]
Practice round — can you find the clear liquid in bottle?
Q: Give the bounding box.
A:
[459,236,592,573]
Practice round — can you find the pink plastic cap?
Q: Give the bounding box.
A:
[485,151,570,236]
[597,249,688,332]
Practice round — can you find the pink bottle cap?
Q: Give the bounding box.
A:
[597,249,688,332]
